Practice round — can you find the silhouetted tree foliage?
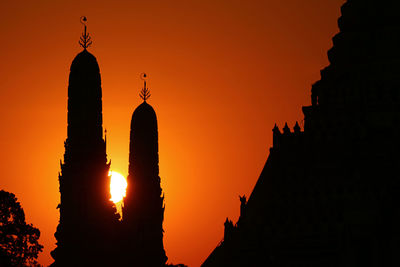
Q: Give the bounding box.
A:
[0,190,43,267]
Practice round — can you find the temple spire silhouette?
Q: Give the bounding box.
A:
[51,17,118,267]
[51,17,179,266]
[122,73,167,266]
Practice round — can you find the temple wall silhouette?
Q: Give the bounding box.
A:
[202,0,400,266]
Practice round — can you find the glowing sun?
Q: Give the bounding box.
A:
[109,171,127,204]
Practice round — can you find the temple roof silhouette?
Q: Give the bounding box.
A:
[129,100,159,175]
[132,102,158,127]
[67,48,103,144]
[70,50,100,73]
[202,0,400,266]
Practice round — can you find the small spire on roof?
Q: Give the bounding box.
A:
[139,73,151,102]
[294,121,301,133]
[283,122,290,134]
[79,16,92,50]
[273,123,280,133]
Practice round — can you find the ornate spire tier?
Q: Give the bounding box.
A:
[122,74,167,266]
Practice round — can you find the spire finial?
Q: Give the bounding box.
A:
[139,73,151,102]
[79,16,92,50]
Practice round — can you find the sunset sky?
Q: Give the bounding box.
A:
[0,0,344,265]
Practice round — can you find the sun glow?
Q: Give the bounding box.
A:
[109,171,127,204]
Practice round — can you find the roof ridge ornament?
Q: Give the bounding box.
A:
[139,73,151,102]
[79,16,92,50]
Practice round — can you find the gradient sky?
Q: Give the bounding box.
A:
[0,0,344,266]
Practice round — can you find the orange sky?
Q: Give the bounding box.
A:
[0,0,344,266]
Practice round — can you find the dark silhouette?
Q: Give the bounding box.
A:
[121,74,168,266]
[203,0,400,266]
[51,17,119,266]
[0,190,43,266]
[239,195,246,219]
[51,18,183,266]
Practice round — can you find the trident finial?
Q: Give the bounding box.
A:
[139,73,151,102]
[79,16,92,50]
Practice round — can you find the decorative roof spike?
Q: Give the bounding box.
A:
[283,122,291,134]
[79,16,92,50]
[273,123,281,134]
[294,121,301,133]
[139,73,151,102]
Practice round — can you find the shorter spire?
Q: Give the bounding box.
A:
[79,16,92,50]
[139,73,151,102]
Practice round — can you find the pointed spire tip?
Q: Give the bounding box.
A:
[79,16,93,50]
[139,73,151,102]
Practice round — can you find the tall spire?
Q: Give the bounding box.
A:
[79,16,92,50]
[51,17,118,266]
[139,73,151,102]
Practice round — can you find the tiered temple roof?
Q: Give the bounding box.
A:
[203,1,400,266]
